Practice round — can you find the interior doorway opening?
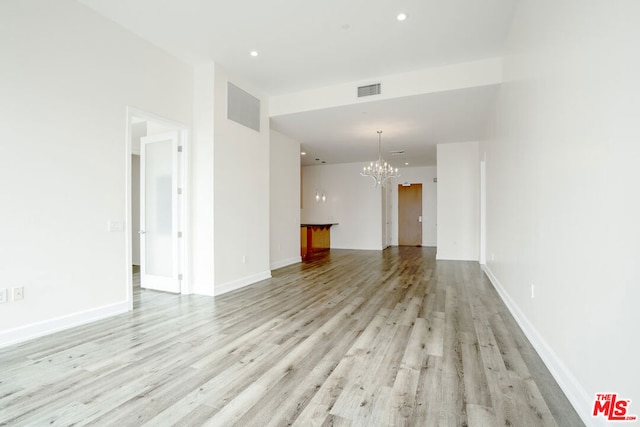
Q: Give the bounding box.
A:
[126,108,190,307]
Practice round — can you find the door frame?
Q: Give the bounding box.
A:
[125,106,190,309]
[385,186,392,248]
[479,158,486,265]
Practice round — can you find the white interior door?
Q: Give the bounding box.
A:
[140,131,180,293]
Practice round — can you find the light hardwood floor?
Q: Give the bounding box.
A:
[0,248,583,426]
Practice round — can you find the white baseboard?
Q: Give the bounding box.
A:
[482,265,599,427]
[436,252,479,261]
[0,301,129,349]
[192,283,215,297]
[270,256,301,270]
[214,270,272,296]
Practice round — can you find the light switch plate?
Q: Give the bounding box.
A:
[108,220,125,232]
[0,288,7,304]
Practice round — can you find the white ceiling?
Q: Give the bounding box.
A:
[272,85,499,167]
[79,0,516,166]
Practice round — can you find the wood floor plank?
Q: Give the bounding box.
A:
[467,403,498,427]
[400,317,429,371]
[412,355,444,425]
[0,248,583,426]
[387,366,420,426]
[354,385,393,427]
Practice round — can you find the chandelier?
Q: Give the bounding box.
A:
[360,130,399,188]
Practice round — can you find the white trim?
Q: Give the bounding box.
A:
[482,265,599,427]
[192,283,215,297]
[179,128,191,295]
[0,301,129,349]
[270,256,302,270]
[125,111,134,311]
[127,106,188,131]
[214,271,272,296]
[479,159,486,265]
[436,252,478,261]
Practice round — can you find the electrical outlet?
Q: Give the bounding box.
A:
[0,288,7,304]
[12,287,24,301]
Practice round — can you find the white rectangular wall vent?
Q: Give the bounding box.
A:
[357,83,381,97]
[227,82,260,132]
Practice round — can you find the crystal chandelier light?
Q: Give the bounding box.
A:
[360,130,399,188]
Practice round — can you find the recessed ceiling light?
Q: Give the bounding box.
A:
[301,152,306,156]
[250,50,258,57]
[397,13,407,21]
[404,162,409,165]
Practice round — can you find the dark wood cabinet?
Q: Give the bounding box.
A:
[300,224,336,260]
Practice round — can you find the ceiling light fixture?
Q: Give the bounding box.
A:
[397,13,407,21]
[361,131,399,188]
[250,50,258,57]
[301,151,306,156]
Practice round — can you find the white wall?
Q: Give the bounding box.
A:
[213,65,271,294]
[436,142,479,260]
[390,166,438,247]
[0,0,193,345]
[269,130,301,269]
[191,62,216,295]
[484,0,640,423]
[302,163,383,250]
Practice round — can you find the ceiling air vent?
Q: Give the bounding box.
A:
[357,83,381,97]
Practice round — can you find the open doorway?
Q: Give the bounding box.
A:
[126,108,189,307]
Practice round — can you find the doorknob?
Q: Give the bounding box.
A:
[138,230,146,234]
[418,216,422,223]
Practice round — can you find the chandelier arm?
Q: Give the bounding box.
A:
[360,130,399,188]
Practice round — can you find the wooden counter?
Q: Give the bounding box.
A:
[300,224,337,260]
